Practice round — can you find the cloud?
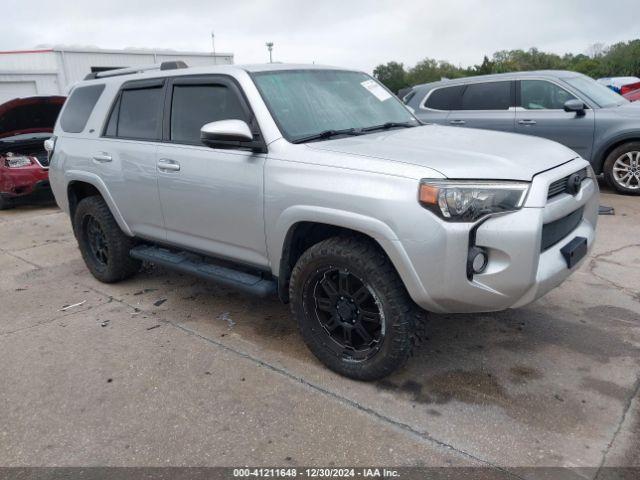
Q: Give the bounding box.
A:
[3,0,638,72]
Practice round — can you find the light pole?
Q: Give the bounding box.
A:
[265,42,274,63]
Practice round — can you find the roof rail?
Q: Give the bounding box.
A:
[83,60,188,80]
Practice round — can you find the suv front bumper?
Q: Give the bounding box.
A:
[396,159,599,314]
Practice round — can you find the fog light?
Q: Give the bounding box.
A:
[467,247,488,277]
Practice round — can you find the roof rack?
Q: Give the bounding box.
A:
[84,60,188,80]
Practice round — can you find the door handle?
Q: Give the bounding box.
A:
[93,153,112,163]
[449,119,466,125]
[518,119,537,126]
[157,159,181,172]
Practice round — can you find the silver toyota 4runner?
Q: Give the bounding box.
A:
[47,62,599,380]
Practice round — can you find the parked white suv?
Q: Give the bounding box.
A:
[47,62,599,380]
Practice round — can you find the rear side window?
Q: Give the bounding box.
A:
[109,87,163,140]
[60,84,105,133]
[459,81,512,110]
[424,85,464,110]
[170,84,246,144]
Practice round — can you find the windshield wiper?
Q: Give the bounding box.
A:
[291,128,362,144]
[361,121,417,133]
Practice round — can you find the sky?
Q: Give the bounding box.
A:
[3,0,639,73]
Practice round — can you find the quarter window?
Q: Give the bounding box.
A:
[424,85,464,110]
[459,81,512,110]
[170,84,246,144]
[520,80,576,110]
[105,86,163,140]
[60,84,105,133]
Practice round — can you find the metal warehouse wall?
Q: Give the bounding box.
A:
[0,50,60,103]
[57,49,234,88]
[0,48,233,103]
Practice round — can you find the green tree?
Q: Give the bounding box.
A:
[406,59,465,85]
[373,61,409,94]
[473,55,495,75]
[600,40,640,77]
[374,38,640,88]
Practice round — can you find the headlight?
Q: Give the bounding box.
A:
[5,155,33,168]
[419,180,529,222]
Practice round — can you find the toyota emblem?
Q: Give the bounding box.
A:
[566,173,582,196]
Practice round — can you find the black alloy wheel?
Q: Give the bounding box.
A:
[305,267,384,362]
[84,215,109,268]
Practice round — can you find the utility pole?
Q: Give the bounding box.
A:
[265,42,274,63]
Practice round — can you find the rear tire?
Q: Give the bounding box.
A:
[0,195,13,210]
[289,236,425,381]
[603,142,640,195]
[73,196,141,283]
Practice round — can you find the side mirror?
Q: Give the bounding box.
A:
[44,137,56,153]
[563,99,586,116]
[201,120,253,147]
[200,119,266,153]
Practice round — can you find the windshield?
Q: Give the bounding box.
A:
[565,76,629,108]
[251,69,418,142]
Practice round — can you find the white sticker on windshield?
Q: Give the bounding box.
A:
[361,79,392,102]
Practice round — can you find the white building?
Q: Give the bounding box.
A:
[0,46,234,103]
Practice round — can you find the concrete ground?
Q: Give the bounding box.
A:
[0,182,638,478]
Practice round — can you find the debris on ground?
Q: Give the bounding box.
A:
[217,311,236,328]
[146,324,161,331]
[153,298,167,307]
[60,300,86,311]
[133,288,158,296]
[599,205,615,215]
[100,320,109,327]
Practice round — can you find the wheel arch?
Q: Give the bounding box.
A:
[594,134,640,174]
[65,172,133,236]
[272,207,424,304]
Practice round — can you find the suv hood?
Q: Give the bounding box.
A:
[306,125,579,181]
[604,100,640,118]
[0,96,65,140]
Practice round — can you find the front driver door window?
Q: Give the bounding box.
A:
[521,80,576,110]
[516,80,595,160]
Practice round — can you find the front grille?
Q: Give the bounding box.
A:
[547,168,588,199]
[540,207,584,251]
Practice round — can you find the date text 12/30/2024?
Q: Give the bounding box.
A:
[233,468,400,478]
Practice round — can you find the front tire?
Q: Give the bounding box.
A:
[603,142,640,195]
[73,196,141,283]
[289,236,425,381]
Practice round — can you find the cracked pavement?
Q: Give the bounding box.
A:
[0,182,638,478]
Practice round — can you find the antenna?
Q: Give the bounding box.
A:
[211,31,217,65]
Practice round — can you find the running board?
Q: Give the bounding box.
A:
[130,245,276,297]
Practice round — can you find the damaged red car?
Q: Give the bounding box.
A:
[0,96,65,209]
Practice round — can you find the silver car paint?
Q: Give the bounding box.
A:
[49,64,599,314]
[406,70,640,173]
[305,124,581,180]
